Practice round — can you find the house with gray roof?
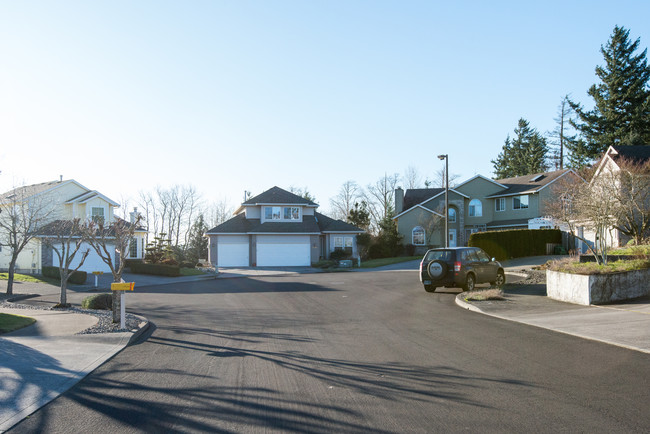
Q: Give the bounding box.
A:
[205,186,364,267]
[393,169,578,252]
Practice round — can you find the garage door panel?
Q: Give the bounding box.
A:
[217,236,249,267]
[256,235,311,266]
[53,242,112,273]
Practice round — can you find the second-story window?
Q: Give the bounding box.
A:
[468,199,482,217]
[92,207,105,224]
[265,206,282,220]
[283,207,300,220]
[513,195,529,210]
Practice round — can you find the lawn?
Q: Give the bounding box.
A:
[0,312,36,334]
[360,256,420,268]
[0,273,57,284]
[180,267,207,276]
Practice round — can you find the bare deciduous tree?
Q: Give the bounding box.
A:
[402,166,422,189]
[364,173,400,233]
[40,219,90,307]
[0,185,53,295]
[329,181,361,220]
[84,217,141,323]
[205,198,235,228]
[608,158,650,245]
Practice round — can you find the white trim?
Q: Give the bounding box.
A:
[512,194,530,210]
[412,226,426,246]
[393,204,445,220]
[206,232,249,235]
[455,174,507,190]
[249,232,321,235]
[322,231,364,234]
[487,190,538,198]
[592,146,618,179]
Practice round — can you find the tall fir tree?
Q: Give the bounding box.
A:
[492,118,549,178]
[568,26,650,164]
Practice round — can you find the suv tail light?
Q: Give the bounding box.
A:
[454,261,461,272]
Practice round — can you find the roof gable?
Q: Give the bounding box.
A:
[243,186,317,206]
[487,169,573,197]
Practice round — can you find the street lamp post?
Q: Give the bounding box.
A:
[437,154,449,248]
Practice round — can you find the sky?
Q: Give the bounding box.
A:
[1,1,649,216]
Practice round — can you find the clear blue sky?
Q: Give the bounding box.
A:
[1,1,649,214]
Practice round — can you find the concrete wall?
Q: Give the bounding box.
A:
[547,269,650,305]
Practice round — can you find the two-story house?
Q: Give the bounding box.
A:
[393,169,578,252]
[206,186,364,267]
[0,179,146,274]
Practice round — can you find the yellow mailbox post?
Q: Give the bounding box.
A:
[111,282,135,328]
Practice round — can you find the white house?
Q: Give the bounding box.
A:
[0,179,146,274]
[206,186,364,267]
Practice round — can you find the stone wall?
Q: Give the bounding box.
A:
[547,268,650,305]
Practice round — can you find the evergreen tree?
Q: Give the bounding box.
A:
[492,118,549,178]
[569,26,650,163]
[186,214,209,263]
[347,201,371,231]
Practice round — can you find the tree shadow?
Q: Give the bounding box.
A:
[0,338,78,430]
[132,278,340,295]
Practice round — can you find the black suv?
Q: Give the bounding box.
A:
[419,247,505,292]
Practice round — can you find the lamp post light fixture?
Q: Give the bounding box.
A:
[437,154,449,248]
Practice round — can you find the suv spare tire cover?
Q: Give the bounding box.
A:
[427,260,448,279]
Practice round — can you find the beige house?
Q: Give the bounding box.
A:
[0,179,145,274]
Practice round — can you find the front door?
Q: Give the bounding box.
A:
[449,229,457,247]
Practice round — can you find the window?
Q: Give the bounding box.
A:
[334,237,343,248]
[129,239,138,258]
[468,199,482,217]
[513,195,529,210]
[283,207,300,220]
[344,237,353,255]
[412,226,425,245]
[91,207,105,224]
[264,206,282,220]
[448,208,456,223]
[476,250,491,262]
[495,198,505,212]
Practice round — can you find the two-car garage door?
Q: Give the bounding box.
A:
[216,235,311,267]
[256,235,311,266]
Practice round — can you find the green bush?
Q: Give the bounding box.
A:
[124,259,144,269]
[130,262,181,277]
[468,229,562,260]
[329,249,350,261]
[42,266,88,285]
[81,293,112,310]
[179,261,197,269]
[404,244,416,256]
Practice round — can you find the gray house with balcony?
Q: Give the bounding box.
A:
[393,169,577,252]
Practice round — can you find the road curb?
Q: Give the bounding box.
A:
[127,314,151,345]
[454,293,486,313]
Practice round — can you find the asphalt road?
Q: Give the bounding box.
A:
[10,270,650,433]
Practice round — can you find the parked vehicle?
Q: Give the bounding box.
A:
[419,247,505,292]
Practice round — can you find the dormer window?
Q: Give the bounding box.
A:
[264,206,301,221]
[265,206,282,220]
[284,207,300,220]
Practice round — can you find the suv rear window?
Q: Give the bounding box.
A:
[424,250,454,262]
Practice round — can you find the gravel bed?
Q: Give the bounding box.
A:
[0,299,144,335]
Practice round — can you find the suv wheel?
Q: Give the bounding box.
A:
[424,284,436,293]
[491,270,505,287]
[463,273,476,292]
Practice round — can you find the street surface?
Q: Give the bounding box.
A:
[10,269,650,433]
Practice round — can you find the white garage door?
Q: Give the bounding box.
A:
[218,235,250,267]
[53,242,112,273]
[256,235,311,266]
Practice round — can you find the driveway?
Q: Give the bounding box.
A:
[8,269,650,433]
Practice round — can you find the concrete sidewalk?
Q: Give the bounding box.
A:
[457,256,650,354]
[0,307,146,432]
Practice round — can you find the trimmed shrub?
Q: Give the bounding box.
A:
[404,244,416,256]
[329,249,350,261]
[179,261,197,269]
[161,258,179,266]
[81,293,112,310]
[468,229,562,260]
[124,259,144,269]
[42,266,88,285]
[130,262,181,277]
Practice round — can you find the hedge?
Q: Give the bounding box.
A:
[42,266,88,285]
[129,262,181,277]
[81,293,112,310]
[468,229,562,260]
